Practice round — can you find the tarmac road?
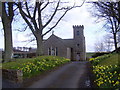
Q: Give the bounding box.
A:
[23,61,94,88]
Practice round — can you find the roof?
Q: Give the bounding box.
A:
[44,34,74,48]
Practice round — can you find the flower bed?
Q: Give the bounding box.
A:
[93,65,120,88]
[3,56,70,78]
[89,53,120,89]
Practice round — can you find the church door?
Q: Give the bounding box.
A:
[67,48,74,61]
[76,53,80,61]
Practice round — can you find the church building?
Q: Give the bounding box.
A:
[43,25,86,61]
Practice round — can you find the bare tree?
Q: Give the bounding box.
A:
[94,40,105,52]
[103,34,114,52]
[89,2,120,53]
[16,0,85,56]
[94,34,115,52]
[1,1,14,62]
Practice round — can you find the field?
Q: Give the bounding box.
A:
[86,52,95,58]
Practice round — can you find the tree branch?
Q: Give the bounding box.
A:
[41,1,49,11]
[23,38,36,47]
[18,2,36,36]
[42,8,71,36]
[42,0,85,36]
[43,0,60,29]
[16,2,31,18]
[109,17,115,34]
[38,3,43,34]
[31,17,39,33]
[33,2,38,18]
[25,2,32,18]
[14,25,28,32]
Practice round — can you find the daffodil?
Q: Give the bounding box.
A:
[112,81,114,83]
[115,81,119,85]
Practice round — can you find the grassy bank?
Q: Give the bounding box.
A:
[0,63,2,69]
[89,53,120,89]
[2,56,70,78]
[86,52,95,58]
[98,53,119,65]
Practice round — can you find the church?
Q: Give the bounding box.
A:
[43,25,86,61]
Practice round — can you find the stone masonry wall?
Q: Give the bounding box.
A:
[2,69,23,83]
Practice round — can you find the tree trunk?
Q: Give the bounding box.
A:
[113,33,118,53]
[1,2,14,62]
[36,35,43,56]
[2,20,13,62]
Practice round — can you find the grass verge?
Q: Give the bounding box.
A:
[89,53,120,89]
[2,56,70,79]
[98,53,119,66]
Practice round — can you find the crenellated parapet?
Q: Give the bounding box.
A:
[73,25,84,29]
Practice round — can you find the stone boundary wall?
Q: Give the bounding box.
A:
[2,69,23,83]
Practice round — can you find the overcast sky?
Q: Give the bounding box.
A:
[0,1,108,52]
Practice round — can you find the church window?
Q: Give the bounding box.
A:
[77,31,79,35]
[77,44,80,47]
[48,48,51,55]
[55,47,58,56]
[48,47,58,56]
[51,48,55,55]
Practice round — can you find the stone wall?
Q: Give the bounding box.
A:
[43,34,67,58]
[2,69,23,83]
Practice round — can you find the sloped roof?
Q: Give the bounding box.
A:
[44,34,74,48]
[44,34,62,42]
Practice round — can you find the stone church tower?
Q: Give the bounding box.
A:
[43,25,86,61]
[73,25,86,61]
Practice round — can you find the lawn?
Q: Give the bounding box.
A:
[2,58,36,69]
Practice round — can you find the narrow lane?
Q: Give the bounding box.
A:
[26,61,91,88]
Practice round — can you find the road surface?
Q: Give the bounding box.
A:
[22,61,94,88]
